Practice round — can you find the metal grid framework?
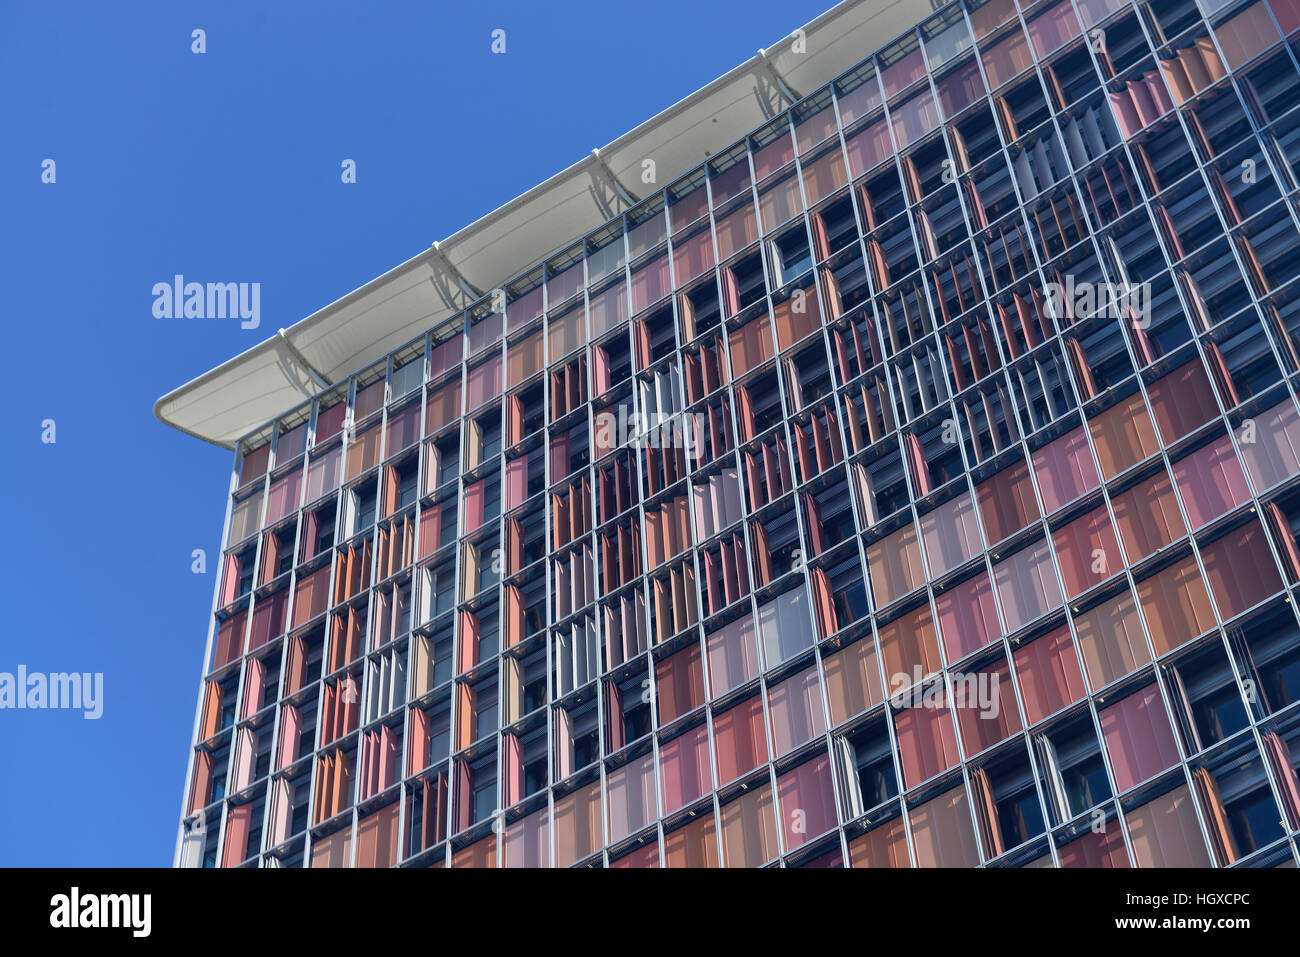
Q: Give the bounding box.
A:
[179,0,1300,868]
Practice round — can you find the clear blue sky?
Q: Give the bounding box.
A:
[0,0,833,865]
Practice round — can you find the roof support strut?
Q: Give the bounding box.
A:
[276,328,332,391]
[431,240,485,302]
[591,148,640,206]
[757,47,801,104]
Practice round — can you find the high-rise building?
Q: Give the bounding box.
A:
[161,0,1300,868]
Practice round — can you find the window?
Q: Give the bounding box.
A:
[1099,683,1180,793]
[605,751,655,845]
[1135,554,1217,656]
[1034,712,1110,825]
[834,715,898,816]
[767,665,825,757]
[1170,433,1250,529]
[908,785,980,867]
[776,751,837,850]
[1124,783,1212,866]
[713,694,768,785]
[1013,625,1086,724]
[894,689,960,787]
[848,815,908,867]
[659,722,711,815]
[935,571,1000,661]
[720,782,779,867]
[234,545,255,598]
[823,636,883,726]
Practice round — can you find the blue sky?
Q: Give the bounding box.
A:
[0,0,832,865]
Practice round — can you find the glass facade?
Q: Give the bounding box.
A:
[181,0,1300,868]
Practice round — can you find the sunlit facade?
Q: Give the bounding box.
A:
[173,0,1300,867]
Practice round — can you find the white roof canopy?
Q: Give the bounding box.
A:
[155,0,933,448]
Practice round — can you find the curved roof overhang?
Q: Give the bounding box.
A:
[155,0,931,448]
